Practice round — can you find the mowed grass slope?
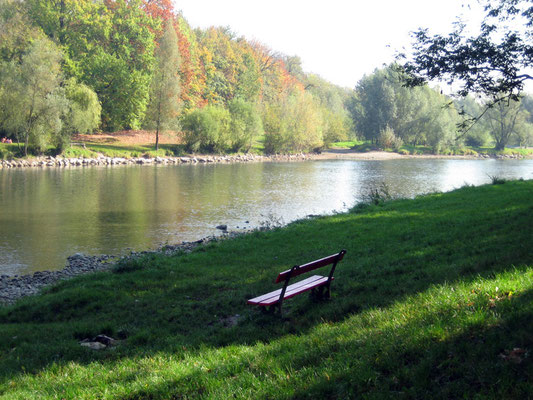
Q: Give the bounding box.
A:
[1,180,533,399]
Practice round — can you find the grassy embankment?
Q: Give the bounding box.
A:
[2,135,533,160]
[0,132,265,160]
[1,180,533,398]
[0,142,183,160]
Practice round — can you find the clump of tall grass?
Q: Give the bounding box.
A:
[488,175,507,185]
[377,126,403,151]
[350,182,394,213]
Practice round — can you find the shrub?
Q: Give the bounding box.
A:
[181,106,231,153]
[377,126,403,151]
[0,144,15,160]
[488,175,507,185]
[228,99,263,152]
[263,91,324,154]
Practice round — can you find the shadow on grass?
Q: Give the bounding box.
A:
[285,286,533,399]
[0,182,532,395]
[87,274,533,399]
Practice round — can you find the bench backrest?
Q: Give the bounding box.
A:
[275,250,346,283]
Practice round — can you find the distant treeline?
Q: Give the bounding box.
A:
[0,0,531,156]
[348,66,533,152]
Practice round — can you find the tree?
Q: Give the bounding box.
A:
[483,97,529,150]
[263,90,324,153]
[348,66,460,150]
[57,79,101,149]
[0,0,43,63]
[0,38,67,155]
[516,95,533,146]
[25,0,157,131]
[145,19,180,150]
[348,68,398,143]
[181,106,230,153]
[227,98,263,152]
[455,96,492,146]
[402,0,532,102]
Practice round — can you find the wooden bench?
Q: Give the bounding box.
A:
[247,250,346,313]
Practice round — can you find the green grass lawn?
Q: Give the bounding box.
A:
[328,140,362,149]
[0,143,20,159]
[62,143,185,159]
[1,181,533,398]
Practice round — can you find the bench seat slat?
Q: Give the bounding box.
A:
[247,275,331,306]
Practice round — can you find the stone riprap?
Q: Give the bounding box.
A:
[0,153,311,169]
[0,253,115,305]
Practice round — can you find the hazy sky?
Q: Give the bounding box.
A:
[173,0,483,89]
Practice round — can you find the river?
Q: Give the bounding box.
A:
[1,158,532,275]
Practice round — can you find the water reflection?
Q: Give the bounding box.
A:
[0,159,532,275]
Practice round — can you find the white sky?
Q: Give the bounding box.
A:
[173,0,484,89]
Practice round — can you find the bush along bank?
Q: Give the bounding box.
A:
[0,153,312,169]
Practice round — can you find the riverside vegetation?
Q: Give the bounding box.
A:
[0,180,532,398]
[2,0,533,161]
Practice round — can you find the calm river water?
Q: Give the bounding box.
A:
[1,158,532,275]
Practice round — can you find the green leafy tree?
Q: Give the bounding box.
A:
[349,68,398,143]
[234,53,261,103]
[515,95,533,146]
[56,78,101,150]
[25,0,156,131]
[483,97,529,150]
[402,0,532,109]
[420,91,460,152]
[321,108,350,146]
[455,96,492,147]
[0,0,43,63]
[264,90,324,153]
[145,19,181,150]
[349,66,460,150]
[181,105,231,153]
[228,98,263,152]
[0,38,67,155]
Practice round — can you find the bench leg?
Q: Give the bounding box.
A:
[310,285,331,301]
[310,286,324,300]
[261,304,281,314]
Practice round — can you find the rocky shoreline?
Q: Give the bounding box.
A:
[0,234,236,305]
[0,150,529,170]
[0,153,311,169]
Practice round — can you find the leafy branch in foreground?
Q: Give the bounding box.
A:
[401,0,532,98]
[399,0,532,132]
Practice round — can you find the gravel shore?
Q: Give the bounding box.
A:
[0,235,234,305]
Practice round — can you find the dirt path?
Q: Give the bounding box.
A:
[316,149,405,160]
[73,130,181,146]
[317,148,486,160]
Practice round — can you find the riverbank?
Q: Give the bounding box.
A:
[317,148,529,160]
[0,153,312,169]
[0,234,240,305]
[0,148,528,170]
[1,180,532,398]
